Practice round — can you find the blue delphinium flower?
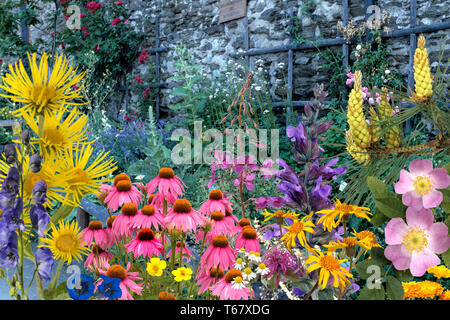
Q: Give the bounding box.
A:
[96,275,122,300]
[35,247,54,282]
[67,274,95,300]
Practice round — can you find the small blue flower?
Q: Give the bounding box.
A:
[97,275,122,300]
[293,288,306,296]
[67,274,95,300]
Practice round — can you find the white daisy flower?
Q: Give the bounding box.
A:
[256,263,270,276]
[231,276,248,290]
[248,251,261,263]
[234,258,246,270]
[242,267,256,281]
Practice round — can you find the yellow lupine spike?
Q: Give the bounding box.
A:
[346,70,372,149]
[413,35,433,100]
[346,130,369,165]
[368,107,381,143]
[378,88,402,148]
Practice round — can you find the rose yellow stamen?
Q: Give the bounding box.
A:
[402,226,429,254]
[413,176,434,196]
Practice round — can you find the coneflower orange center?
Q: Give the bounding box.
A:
[209,267,224,278]
[212,235,229,248]
[137,228,155,241]
[116,180,132,192]
[148,194,155,204]
[158,291,176,300]
[208,189,223,200]
[211,211,224,221]
[91,244,104,255]
[225,209,232,217]
[176,241,185,247]
[106,264,127,281]
[319,255,341,272]
[107,216,116,228]
[88,221,103,230]
[158,168,175,179]
[225,269,242,283]
[113,173,130,186]
[238,218,251,228]
[242,226,257,239]
[122,203,138,216]
[142,205,155,216]
[173,199,192,213]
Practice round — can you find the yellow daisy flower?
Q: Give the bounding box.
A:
[172,267,192,282]
[146,257,167,277]
[39,219,90,264]
[316,199,371,232]
[350,229,382,253]
[261,209,299,223]
[426,265,450,279]
[323,236,365,258]
[280,214,315,249]
[0,52,86,118]
[58,144,116,204]
[305,251,353,291]
[22,106,90,160]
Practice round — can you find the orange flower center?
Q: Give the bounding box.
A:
[319,255,341,272]
[413,176,434,196]
[158,168,175,179]
[106,264,127,280]
[238,218,251,228]
[91,244,104,255]
[158,291,176,300]
[225,209,232,217]
[148,193,155,204]
[142,205,155,216]
[242,226,257,239]
[114,173,130,186]
[274,210,285,218]
[212,235,229,248]
[343,237,357,247]
[122,203,138,216]
[209,267,224,278]
[137,228,155,241]
[289,221,304,234]
[225,269,242,283]
[116,180,132,192]
[176,241,186,247]
[402,226,429,254]
[88,221,103,230]
[107,215,116,228]
[208,189,223,200]
[173,199,192,213]
[211,211,224,221]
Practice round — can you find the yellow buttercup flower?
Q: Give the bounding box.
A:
[402,280,444,299]
[316,199,371,232]
[280,213,315,249]
[305,251,353,291]
[22,106,90,160]
[261,209,299,223]
[413,35,433,101]
[146,258,167,277]
[172,267,192,282]
[426,265,450,279]
[58,144,116,205]
[0,52,86,118]
[39,219,90,264]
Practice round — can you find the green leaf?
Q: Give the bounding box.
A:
[371,208,389,226]
[318,288,334,300]
[292,278,316,293]
[355,259,384,280]
[374,196,406,218]
[370,247,389,265]
[394,269,413,282]
[50,205,75,225]
[282,270,301,282]
[171,87,189,97]
[367,176,390,198]
[358,285,385,300]
[444,215,450,229]
[443,162,450,175]
[386,276,404,300]
[442,248,450,269]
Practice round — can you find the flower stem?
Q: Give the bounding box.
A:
[144,256,148,300]
[304,279,319,300]
[187,231,208,298]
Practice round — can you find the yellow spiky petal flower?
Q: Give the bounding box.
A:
[347,71,372,148]
[280,213,315,249]
[22,106,90,160]
[261,209,299,223]
[39,219,90,264]
[350,229,382,253]
[305,251,353,291]
[58,144,117,205]
[413,35,433,100]
[316,199,371,232]
[378,88,402,148]
[0,52,86,119]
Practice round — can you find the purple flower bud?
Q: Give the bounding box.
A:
[35,247,54,282]
[21,130,30,145]
[4,144,17,164]
[32,180,47,204]
[30,153,42,173]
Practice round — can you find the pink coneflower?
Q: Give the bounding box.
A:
[147,168,185,207]
[98,263,143,300]
[164,199,205,232]
[131,205,164,231]
[210,269,253,300]
[105,215,121,243]
[235,226,261,253]
[80,221,111,249]
[196,267,224,294]
[84,244,114,269]
[197,211,236,243]
[235,218,252,234]
[101,174,142,212]
[124,228,164,259]
[167,241,194,262]
[199,235,236,272]
[199,189,233,215]
[112,203,139,238]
